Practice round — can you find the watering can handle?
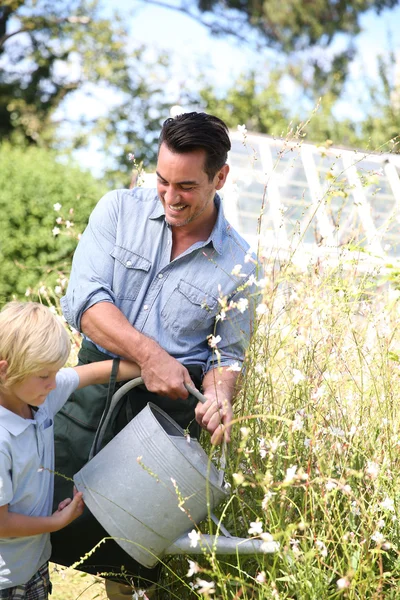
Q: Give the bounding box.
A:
[90,377,227,482]
[185,383,227,486]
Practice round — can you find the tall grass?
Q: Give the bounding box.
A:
[21,131,400,599]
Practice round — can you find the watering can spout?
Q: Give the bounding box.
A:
[166,534,277,556]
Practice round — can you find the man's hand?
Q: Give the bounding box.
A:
[81,303,194,400]
[139,340,195,400]
[195,393,234,445]
[195,366,239,444]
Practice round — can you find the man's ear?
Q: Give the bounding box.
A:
[0,360,9,380]
[215,164,230,190]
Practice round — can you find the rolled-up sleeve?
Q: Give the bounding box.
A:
[206,271,260,372]
[61,191,121,332]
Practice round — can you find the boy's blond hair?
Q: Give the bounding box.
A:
[0,302,71,387]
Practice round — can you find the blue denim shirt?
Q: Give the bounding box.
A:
[61,188,258,373]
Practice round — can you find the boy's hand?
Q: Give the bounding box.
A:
[52,490,84,529]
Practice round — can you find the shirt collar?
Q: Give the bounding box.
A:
[0,404,36,436]
[149,193,229,256]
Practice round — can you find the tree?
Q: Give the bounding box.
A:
[0,0,175,180]
[0,142,106,302]
[142,0,399,52]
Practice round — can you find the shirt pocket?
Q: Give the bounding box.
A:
[111,246,151,301]
[161,279,219,333]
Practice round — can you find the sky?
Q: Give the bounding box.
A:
[102,0,400,90]
[65,0,400,173]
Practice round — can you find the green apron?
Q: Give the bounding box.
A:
[51,339,202,586]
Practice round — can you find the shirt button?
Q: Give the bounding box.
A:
[126,260,132,267]
[158,273,164,279]
[143,304,149,310]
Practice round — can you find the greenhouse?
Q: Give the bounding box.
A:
[222,131,400,263]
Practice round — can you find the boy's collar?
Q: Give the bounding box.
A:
[0,404,35,435]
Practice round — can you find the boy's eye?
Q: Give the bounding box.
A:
[40,375,49,380]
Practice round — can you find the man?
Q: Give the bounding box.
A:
[52,112,258,598]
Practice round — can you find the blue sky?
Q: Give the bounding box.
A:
[66,0,400,172]
[103,0,400,88]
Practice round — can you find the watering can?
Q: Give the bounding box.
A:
[74,378,274,568]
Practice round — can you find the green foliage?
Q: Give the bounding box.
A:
[198,70,291,137]
[0,142,106,303]
[0,0,174,178]
[186,0,398,52]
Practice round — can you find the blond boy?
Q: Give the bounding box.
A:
[0,302,140,599]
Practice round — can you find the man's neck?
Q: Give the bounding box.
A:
[169,199,219,260]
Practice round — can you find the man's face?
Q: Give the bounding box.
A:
[156,143,229,230]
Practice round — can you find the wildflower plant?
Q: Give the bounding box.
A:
[7,122,400,599]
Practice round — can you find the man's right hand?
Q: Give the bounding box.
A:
[139,340,194,400]
[81,303,194,400]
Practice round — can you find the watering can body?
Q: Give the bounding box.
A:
[74,380,271,568]
[74,402,228,568]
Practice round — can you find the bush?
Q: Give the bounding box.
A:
[0,143,107,302]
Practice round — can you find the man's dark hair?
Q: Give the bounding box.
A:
[158,112,231,181]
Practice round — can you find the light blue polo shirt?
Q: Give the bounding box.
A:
[0,368,79,589]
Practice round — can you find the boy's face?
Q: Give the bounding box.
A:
[11,366,60,407]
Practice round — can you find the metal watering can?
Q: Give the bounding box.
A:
[74,378,272,568]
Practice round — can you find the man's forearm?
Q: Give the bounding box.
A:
[202,366,240,404]
[80,302,193,399]
[80,302,158,366]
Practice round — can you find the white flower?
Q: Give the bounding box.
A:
[248,521,263,535]
[261,490,275,509]
[256,303,267,315]
[337,577,350,590]
[292,369,305,384]
[188,529,201,548]
[259,437,267,459]
[237,124,247,135]
[127,153,135,162]
[227,362,241,372]
[366,461,379,479]
[186,560,200,577]
[315,539,328,557]
[371,530,385,544]
[25,288,31,297]
[56,216,62,224]
[65,220,73,228]
[236,297,248,313]
[256,570,266,583]
[260,533,280,553]
[196,578,215,595]
[55,286,62,295]
[290,538,302,555]
[380,496,395,512]
[53,202,62,211]
[52,226,60,236]
[232,472,245,485]
[207,335,221,348]
[325,480,337,492]
[291,413,304,432]
[284,465,297,483]
[377,519,385,529]
[231,264,243,276]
